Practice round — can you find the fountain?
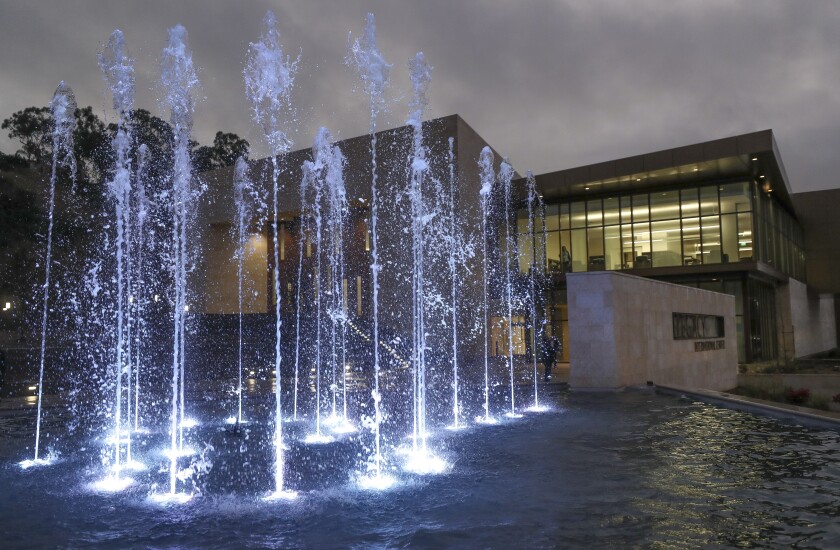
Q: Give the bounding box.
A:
[229,156,258,426]
[243,10,299,499]
[6,10,840,549]
[22,81,77,470]
[161,23,199,498]
[499,160,522,419]
[476,146,497,425]
[346,12,391,485]
[524,171,547,412]
[98,28,138,479]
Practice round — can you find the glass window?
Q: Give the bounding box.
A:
[682,217,701,265]
[719,181,750,214]
[587,227,605,270]
[604,225,621,270]
[603,197,620,226]
[700,186,719,216]
[650,190,680,221]
[545,231,560,274]
[621,224,635,268]
[559,203,570,230]
[587,199,602,227]
[620,196,633,224]
[650,219,682,267]
[570,228,587,272]
[560,230,572,274]
[570,201,586,229]
[701,215,722,263]
[632,222,651,267]
[681,188,699,217]
[545,204,559,231]
[737,212,753,261]
[720,214,738,264]
[632,194,649,222]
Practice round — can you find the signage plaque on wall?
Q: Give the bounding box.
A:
[694,340,725,352]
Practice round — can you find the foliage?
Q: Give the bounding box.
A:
[192,131,249,172]
[1,106,51,165]
[783,387,810,405]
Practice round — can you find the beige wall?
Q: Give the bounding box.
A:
[567,271,738,391]
[776,277,836,360]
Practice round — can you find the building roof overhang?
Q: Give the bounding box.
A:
[529,129,795,214]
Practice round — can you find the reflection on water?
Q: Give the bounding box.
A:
[1,390,839,548]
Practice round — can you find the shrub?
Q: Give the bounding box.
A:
[784,387,810,405]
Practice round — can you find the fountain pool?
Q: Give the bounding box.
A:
[3,389,840,548]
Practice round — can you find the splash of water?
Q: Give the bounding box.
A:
[32,81,77,463]
[244,10,299,496]
[161,23,199,495]
[133,143,150,431]
[446,138,462,429]
[346,12,391,479]
[499,160,519,417]
[407,51,432,453]
[323,130,348,426]
[477,147,495,424]
[525,171,544,411]
[302,136,325,439]
[99,28,136,475]
[232,157,254,425]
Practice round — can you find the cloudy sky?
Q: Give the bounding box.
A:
[1,0,839,192]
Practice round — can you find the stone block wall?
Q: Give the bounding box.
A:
[567,271,738,391]
[776,278,837,360]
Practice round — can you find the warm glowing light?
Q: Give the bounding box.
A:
[28,385,37,391]
[2,302,10,311]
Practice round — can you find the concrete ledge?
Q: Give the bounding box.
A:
[657,384,840,431]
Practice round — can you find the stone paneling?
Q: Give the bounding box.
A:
[568,271,738,390]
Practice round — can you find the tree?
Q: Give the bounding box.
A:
[1,106,51,165]
[192,131,249,172]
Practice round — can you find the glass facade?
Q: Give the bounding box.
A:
[516,177,804,364]
[519,179,804,281]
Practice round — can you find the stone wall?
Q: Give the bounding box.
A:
[567,271,738,391]
[776,278,837,360]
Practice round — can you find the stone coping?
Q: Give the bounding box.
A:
[657,384,840,431]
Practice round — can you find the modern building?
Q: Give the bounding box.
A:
[194,118,836,389]
[524,129,837,366]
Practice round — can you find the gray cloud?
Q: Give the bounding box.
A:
[1,0,839,192]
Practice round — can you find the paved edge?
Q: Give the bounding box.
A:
[656,384,840,431]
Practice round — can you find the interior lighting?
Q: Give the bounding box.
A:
[3,302,10,311]
[751,157,758,161]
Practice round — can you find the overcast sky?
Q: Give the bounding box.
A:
[1,0,839,192]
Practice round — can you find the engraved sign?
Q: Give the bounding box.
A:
[673,313,725,340]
